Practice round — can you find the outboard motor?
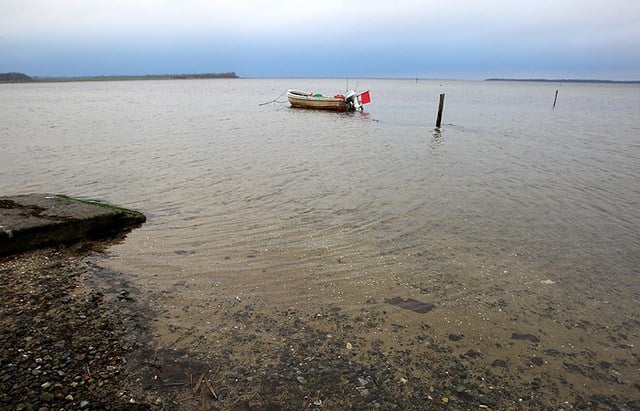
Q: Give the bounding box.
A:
[344,90,362,111]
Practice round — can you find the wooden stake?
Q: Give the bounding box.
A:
[435,93,445,128]
[553,89,558,108]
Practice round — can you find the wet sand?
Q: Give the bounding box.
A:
[139,240,640,410]
[0,243,640,410]
[3,242,638,410]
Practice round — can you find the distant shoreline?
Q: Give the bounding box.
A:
[0,72,238,83]
[485,78,640,84]
[2,72,639,84]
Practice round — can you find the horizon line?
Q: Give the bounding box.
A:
[2,71,639,84]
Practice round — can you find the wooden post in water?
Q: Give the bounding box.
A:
[553,89,559,108]
[435,93,445,128]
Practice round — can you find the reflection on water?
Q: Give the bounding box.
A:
[431,128,443,149]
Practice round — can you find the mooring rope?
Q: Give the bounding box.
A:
[259,90,288,106]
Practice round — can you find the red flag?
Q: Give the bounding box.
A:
[359,90,371,105]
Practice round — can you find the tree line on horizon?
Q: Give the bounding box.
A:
[0,72,33,82]
[0,72,238,83]
[485,78,640,84]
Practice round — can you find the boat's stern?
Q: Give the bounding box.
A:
[344,90,361,111]
[344,90,371,111]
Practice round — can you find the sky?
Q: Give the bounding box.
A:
[1,0,639,80]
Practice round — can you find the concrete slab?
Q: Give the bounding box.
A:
[0,194,146,255]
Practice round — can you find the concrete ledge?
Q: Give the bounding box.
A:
[0,194,146,255]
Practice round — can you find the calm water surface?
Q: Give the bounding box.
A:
[3,78,640,404]
[2,79,638,289]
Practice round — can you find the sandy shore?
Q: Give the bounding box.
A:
[2,245,639,410]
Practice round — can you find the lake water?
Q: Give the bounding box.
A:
[2,78,639,407]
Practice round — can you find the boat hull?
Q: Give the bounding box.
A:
[287,90,348,111]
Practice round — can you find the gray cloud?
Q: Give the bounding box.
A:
[1,0,639,79]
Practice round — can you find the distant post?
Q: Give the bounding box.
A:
[435,93,445,128]
[553,89,559,108]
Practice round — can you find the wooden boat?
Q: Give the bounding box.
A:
[287,89,370,112]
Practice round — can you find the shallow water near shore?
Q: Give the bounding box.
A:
[2,78,640,407]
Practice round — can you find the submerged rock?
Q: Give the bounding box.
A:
[511,333,540,343]
[384,297,435,313]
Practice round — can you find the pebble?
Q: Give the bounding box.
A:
[40,393,54,402]
[511,333,540,343]
[358,388,370,397]
[491,359,508,368]
[464,349,482,358]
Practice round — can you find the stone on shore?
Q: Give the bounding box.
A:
[0,194,146,255]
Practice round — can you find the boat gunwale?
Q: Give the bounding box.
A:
[286,89,348,111]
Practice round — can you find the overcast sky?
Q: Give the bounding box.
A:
[1,0,639,79]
